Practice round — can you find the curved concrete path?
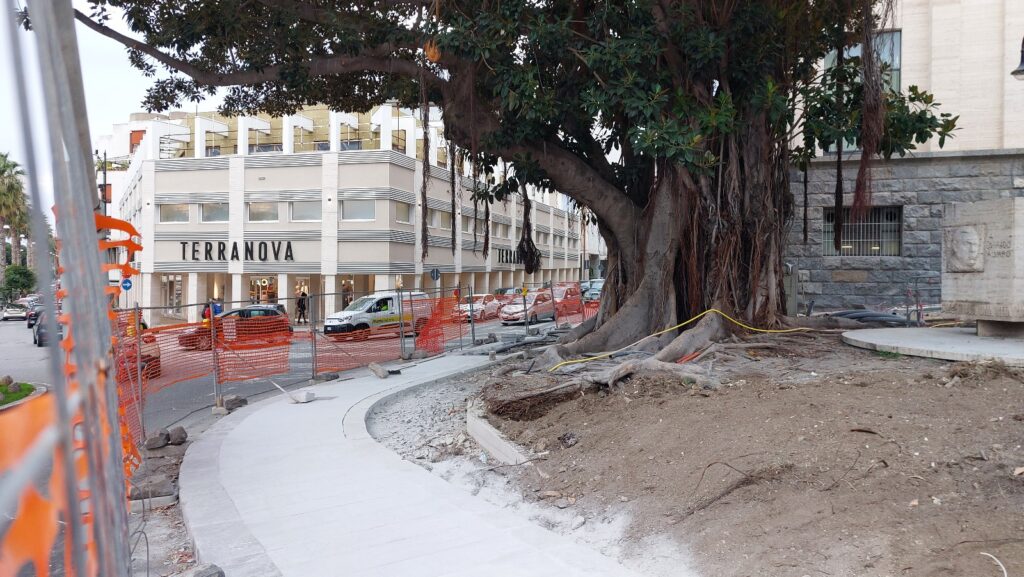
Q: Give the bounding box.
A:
[843,327,1024,366]
[180,356,643,577]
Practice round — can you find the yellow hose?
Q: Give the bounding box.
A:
[548,308,811,372]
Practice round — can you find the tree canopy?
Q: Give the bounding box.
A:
[70,0,956,355]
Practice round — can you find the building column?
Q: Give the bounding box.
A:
[186,272,200,322]
[139,273,153,327]
[379,102,394,151]
[231,273,243,305]
[328,111,340,152]
[323,274,337,316]
[278,273,291,311]
[374,274,396,291]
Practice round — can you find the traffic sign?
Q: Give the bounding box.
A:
[121,278,133,291]
[430,268,441,282]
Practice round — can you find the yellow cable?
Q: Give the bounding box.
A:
[928,321,961,328]
[548,308,811,372]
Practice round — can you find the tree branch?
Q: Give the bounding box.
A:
[73,9,442,88]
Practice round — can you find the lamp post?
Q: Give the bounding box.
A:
[1013,36,1024,80]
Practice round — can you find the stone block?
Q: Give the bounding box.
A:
[801,282,822,295]
[167,426,187,446]
[942,198,1024,323]
[917,163,950,178]
[129,473,176,500]
[222,395,247,412]
[184,564,225,577]
[904,205,932,219]
[867,270,892,283]
[831,270,868,283]
[144,429,170,450]
[903,230,931,245]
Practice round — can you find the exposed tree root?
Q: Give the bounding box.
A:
[586,358,718,389]
[482,378,592,421]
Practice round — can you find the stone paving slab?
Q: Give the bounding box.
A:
[180,356,643,577]
[842,327,1024,366]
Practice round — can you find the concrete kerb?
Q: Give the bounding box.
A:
[178,355,508,576]
[842,327,1024,367]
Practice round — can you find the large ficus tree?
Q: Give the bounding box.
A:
[71,0,954,361]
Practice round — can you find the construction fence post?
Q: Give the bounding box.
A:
[133,303,145,439]
[209,300,223,408]
[309,294,318,380]
[397,288,406,359]
[550,284,558,327]
[522,285,529,339]
[468,285,477,346]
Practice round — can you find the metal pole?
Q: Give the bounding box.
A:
[310,294,318,379]
[397,288,406,358]
[134,304,145,439]
[522,285,529,338]
[468,285,477,346]
[550,284,558,327]
[209,300,222,407]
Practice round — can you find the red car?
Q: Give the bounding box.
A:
[178,305,292,350]
[552,285,583,316]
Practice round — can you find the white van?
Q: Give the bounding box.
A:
[324,291,433,338]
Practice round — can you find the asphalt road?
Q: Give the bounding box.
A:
[0,317,55,384]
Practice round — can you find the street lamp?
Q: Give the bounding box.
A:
[1013,36,1024,80]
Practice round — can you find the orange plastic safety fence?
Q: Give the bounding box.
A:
[214,315,294,382]
[313,330,402,374]
[414,296,465,354]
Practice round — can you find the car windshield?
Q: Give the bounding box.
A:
[591,279,605,289]
[344,296,376,312]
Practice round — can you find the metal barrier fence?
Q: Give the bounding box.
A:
[112,282,601,437]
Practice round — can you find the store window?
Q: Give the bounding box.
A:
[247,202,279,222]
[342,199,375,220]
[201,202,229,223]
[822,206,902,256]
[291,201,322,222]
[161,274,183,315]
[339,140,362,151]
[158,203,189,223]
[395,202,412,224]
[249,143,283,153]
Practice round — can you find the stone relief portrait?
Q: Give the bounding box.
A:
[944,225,985,273]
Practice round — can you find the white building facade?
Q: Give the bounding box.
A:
[100,105,586,325]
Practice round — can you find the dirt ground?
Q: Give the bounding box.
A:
[483,333,1024,577]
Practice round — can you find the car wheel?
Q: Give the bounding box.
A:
[32,332,37,345]
[413,319,427,336]
[529,314,538,324]
[197,334,212,351]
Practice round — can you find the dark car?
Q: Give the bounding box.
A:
[26,304,46,328]
[33,311,64,347]
[178,305,292,351]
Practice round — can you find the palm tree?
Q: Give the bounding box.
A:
[0,153,30,284]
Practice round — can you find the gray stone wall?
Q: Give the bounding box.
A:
[784,149,1024,311]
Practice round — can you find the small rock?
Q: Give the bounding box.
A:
[541,490,562,499]
[167,426,188,445]
[7,382,20,394]
[0,375,12,387]
[184,563,225,577]
[533,438,549,452]
[619,495,629,502]
[316,372,340,382]
[368,362,389,379]
[412,447,430,460]
[570,515,586,530]
[558,432,579,449]
[554,498,570,509]
[128,474,176,500]
[909,499,919,507]
[1013,466,1024,477]
[489,351,497,360]
[527,328,540,336]
[930,496,942,505]
[479,452,489,464]
[144,429,170,450]
[223,395,247,412]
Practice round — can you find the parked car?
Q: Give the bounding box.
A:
[583,278,605,304]
[324,291,433,339]
[33,311,63,347]
[178,305,292,350]
[500,292,556,325]
[2,305,28,321]
[453,294,501,322]
[552,285,584,316]
[25,304,46,328]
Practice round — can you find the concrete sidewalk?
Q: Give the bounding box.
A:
[179,355,642,577]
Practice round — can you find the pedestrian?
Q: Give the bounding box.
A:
[296,292,308,324]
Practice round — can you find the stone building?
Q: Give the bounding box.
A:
[784,0,1024,311]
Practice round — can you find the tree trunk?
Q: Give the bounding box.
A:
[564,119,791,357]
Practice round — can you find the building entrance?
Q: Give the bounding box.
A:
[248,276,277,304]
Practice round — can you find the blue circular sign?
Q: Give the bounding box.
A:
[121,278,133,291]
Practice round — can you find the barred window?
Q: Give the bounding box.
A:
[822,206,902,256]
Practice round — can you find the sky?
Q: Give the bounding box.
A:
[0,2,220,201]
